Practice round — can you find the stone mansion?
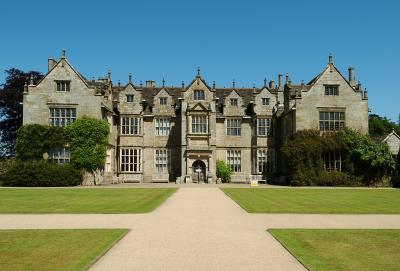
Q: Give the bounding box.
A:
[23,51,369,183]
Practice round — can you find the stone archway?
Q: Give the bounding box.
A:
[192,160,206,183]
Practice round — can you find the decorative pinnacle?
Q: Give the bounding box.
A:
[162,78,165,87]
[212,81,216,89]
[197,67,200,77]
[61,49,66,59]
[181,81,185,89]
[264,78,267,87]
[29,74,34,85]
[329,52,333,64]
[232,79,236,88]
[107,69,111,81]
[128,73,132,84]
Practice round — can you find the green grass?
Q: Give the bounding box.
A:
[0,229,128,271]
[269,229,400,271]
[222,188,400,213]
[0,188,176,213]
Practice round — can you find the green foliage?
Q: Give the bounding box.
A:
[282,129,395,186]
[15,124,66,160]
[0,160,82,187]
[369,114,400,138]
[0,69,43,157]
[216,160,232,183]
[342,129,396,184]
[64,117,109,172]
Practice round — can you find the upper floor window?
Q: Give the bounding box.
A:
[325,85,339,96]
[126,94,134,102]
[48,147,70,164]
[120,148,142,172]
[319,111,345,131]
[56,81,70,92]
[121,116,141,135]
[49,108,76,127]
[227,150,241,172]
[192,115,207,134]
[257,118,272,136]
[194,89,205,100]
[230,98,238,106]
[227,118,241,136]
[262,98,270,105]
[155,118,170,136]
[159,97,167,105]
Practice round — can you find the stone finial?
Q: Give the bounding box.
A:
[29,74,34,85]
[329,52,333,64]
[162,78,165,87]
[140,80,143,88]
[182,81,185,89]
[118,80,121,87]
[24,81,28,92]
[107,69,111,81]
[128,73,132,84]
[264,78,267,87]
[61,49,66,59]
[285,73,289,83]
[212,81,216,89]
[232,79,236,88]
[197,67,201,77]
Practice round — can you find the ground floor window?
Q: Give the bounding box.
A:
[324,151,342,171]
[256,149,275,174]
[48,147,70,164]
[227,150,241,172]
[120,148,142,172]
[155,149,169,173]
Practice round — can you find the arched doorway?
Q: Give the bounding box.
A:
[192,160,206,183]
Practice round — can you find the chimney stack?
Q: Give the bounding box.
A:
[348,67,356,86]
[278,74,283,89]
[269,80,275,89]
[145,80,156,88]
[48,58,57,71]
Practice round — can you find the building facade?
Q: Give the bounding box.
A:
[23,51,369,183]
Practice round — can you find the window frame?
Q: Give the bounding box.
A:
[227,150,241,172]
[324,85,339,96]
[324,151,342,171]
[191,115,208,134]
[155,149,169,173]
[120,148,142,173]
[126,94,134,102]
[230,98,238,106]
[227,118,241,136]
[55,80,71,92]
[48,147,70,164]
[121,116,141,135]
[155,117,171,136]
[49,107,77,127]
[194,89,205,100]
[159,97,167,105]
[262,98,270,105]
[257,118,272,136]
[319,111,345,131]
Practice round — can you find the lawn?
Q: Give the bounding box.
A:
[222,188,400,213]
[269,229,400,271]
[0,188,176,213]
[0,229,128,271]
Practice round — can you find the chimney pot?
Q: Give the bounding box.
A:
[48,58,57,72]
[278,74,283,88]
[269,80,275,89]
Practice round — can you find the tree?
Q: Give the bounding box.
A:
[216,160,232,183]
[0,69,43,157]
[369,114,400,138]
[64,117,109,185]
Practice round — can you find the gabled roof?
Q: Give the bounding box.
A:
[383,130,400,142]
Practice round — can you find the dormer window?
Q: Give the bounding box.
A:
[230,98,238,106]
[159,97,167,105]
[325,85,339,96]
[194,89,205,100]
[56,81,70,92]
[262,98,270,105]
[126,94,134,102]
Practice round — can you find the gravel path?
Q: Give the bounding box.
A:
[1,187,400,270]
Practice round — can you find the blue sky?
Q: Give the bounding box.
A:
[0,0,399,122]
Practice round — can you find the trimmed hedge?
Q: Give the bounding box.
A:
[0,160,82,187]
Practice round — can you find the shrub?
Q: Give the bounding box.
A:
[316,171,362,187]
[0,160,82,187]
[216,160,232,183]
